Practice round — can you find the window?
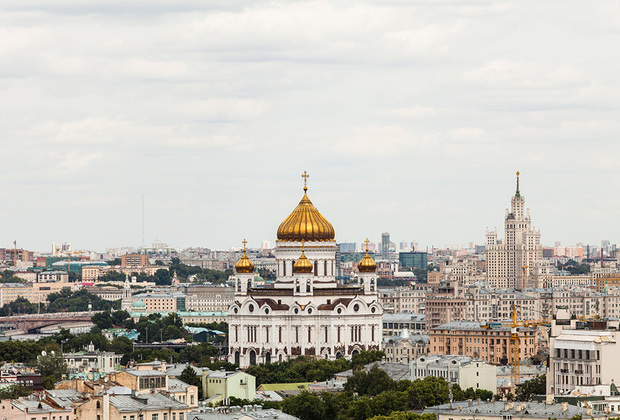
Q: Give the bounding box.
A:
[152,415,159,420]
[179,414,184,420]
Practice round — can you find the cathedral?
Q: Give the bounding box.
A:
[228,173,383,368]
[485,172,550,290]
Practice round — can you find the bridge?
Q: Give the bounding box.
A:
[0,311,101,332]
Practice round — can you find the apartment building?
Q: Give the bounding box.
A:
[382,313,426,336]
[183,284,234,312]
[547,318,620,395]
[378,287,425,314]
[410,355,496,392]
[429,321,538,364]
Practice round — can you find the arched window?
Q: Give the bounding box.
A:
[314,261,318,276]
[237,280,241,291]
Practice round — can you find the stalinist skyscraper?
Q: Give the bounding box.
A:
[485,172,548,290]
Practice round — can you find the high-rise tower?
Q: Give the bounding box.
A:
[485,172,548,290]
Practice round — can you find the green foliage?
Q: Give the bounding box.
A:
[0,270,27,284]
[0,384,33,399]
[344,365,396,396]
[245,351,384,386]
[282,391,333,420]
[179,365,203,396]
[92,310,130,330]
[46,289,119,312]
[169,257,232,284]
[0,296,40,316]
[36,351,68,388]
[516,374,546,401]
[107,258,122,266]
[557,260,590,275]
[0,341,44,364]
[98,270,127,283]
[370,413,437,420]
[136,313,190,343]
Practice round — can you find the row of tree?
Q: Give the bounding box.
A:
[245,350,385,386]
[0,289,120,316]
[283,368,494,420]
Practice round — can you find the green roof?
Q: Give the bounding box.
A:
[258,383,312,391]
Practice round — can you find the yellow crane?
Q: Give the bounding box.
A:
[507,304,550,388]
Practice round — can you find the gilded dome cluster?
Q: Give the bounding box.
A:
[277,172,335,242]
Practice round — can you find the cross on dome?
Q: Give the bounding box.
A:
[302,171,309,192]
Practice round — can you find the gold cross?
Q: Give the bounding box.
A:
[365,238,370,252]
[302,171,309,192]
[242,239,247,251]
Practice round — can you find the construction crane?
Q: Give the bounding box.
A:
[507,304,550,388]
[65,251,82,274]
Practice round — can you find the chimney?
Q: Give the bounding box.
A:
[562,402,568,412]
[505,403,510,412]
[509,402,514,409]
[546,393,554,405]
[586,407,592,416]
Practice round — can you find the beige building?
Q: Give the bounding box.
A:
[0,281,74,305]
[410,355,496,392]
[429,321,538,364]
[378,287,425,314]
[184,284,234,312]
[383,331,429,364]
[121,254,150,268]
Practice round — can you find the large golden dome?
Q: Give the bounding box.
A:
[277,172,335,242]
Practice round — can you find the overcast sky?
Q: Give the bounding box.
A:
[1,1,620,253]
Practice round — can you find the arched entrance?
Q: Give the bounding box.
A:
[249,349,257,366]
[352,349,360,357]
[234,351,240,366]
[335,352,343,359]
[265,352,271,364]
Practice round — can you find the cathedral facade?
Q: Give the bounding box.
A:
[228,174,383,368]
[485,172,550,290]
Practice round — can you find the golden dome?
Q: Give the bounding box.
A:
[358,238,377,273]
[293,250,313,274]
[358,252,377,273]
[235,240,255,274]
[277,171,335,242]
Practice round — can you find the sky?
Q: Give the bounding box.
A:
[1,0,620,253]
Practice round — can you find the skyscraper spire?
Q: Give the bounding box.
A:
[515,171,520,198]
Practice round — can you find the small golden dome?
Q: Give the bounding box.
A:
[293,251,313,274]
[358,252,377,273]
[358,238,376,273]
[277,172,335,242]
[235,240,255,274]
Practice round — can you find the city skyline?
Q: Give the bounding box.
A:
[2,1,620,251]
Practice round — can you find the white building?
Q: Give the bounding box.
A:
[410,355,496,392]
[547,319,620,395]
[63,343,123,375]
[228,175,383,368]
[485,172,550,290]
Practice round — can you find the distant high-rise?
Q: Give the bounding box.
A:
[485,172,549,290]
[381,232,390,260]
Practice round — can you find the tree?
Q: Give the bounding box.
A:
[36,351,68,389]
[516,374,546,401]
[344,365,396,396]
[282,391,327,420]
[179,365,203,397]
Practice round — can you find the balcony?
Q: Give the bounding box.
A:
[560,369,569,373]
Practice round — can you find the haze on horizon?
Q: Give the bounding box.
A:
[1,1,619,253]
